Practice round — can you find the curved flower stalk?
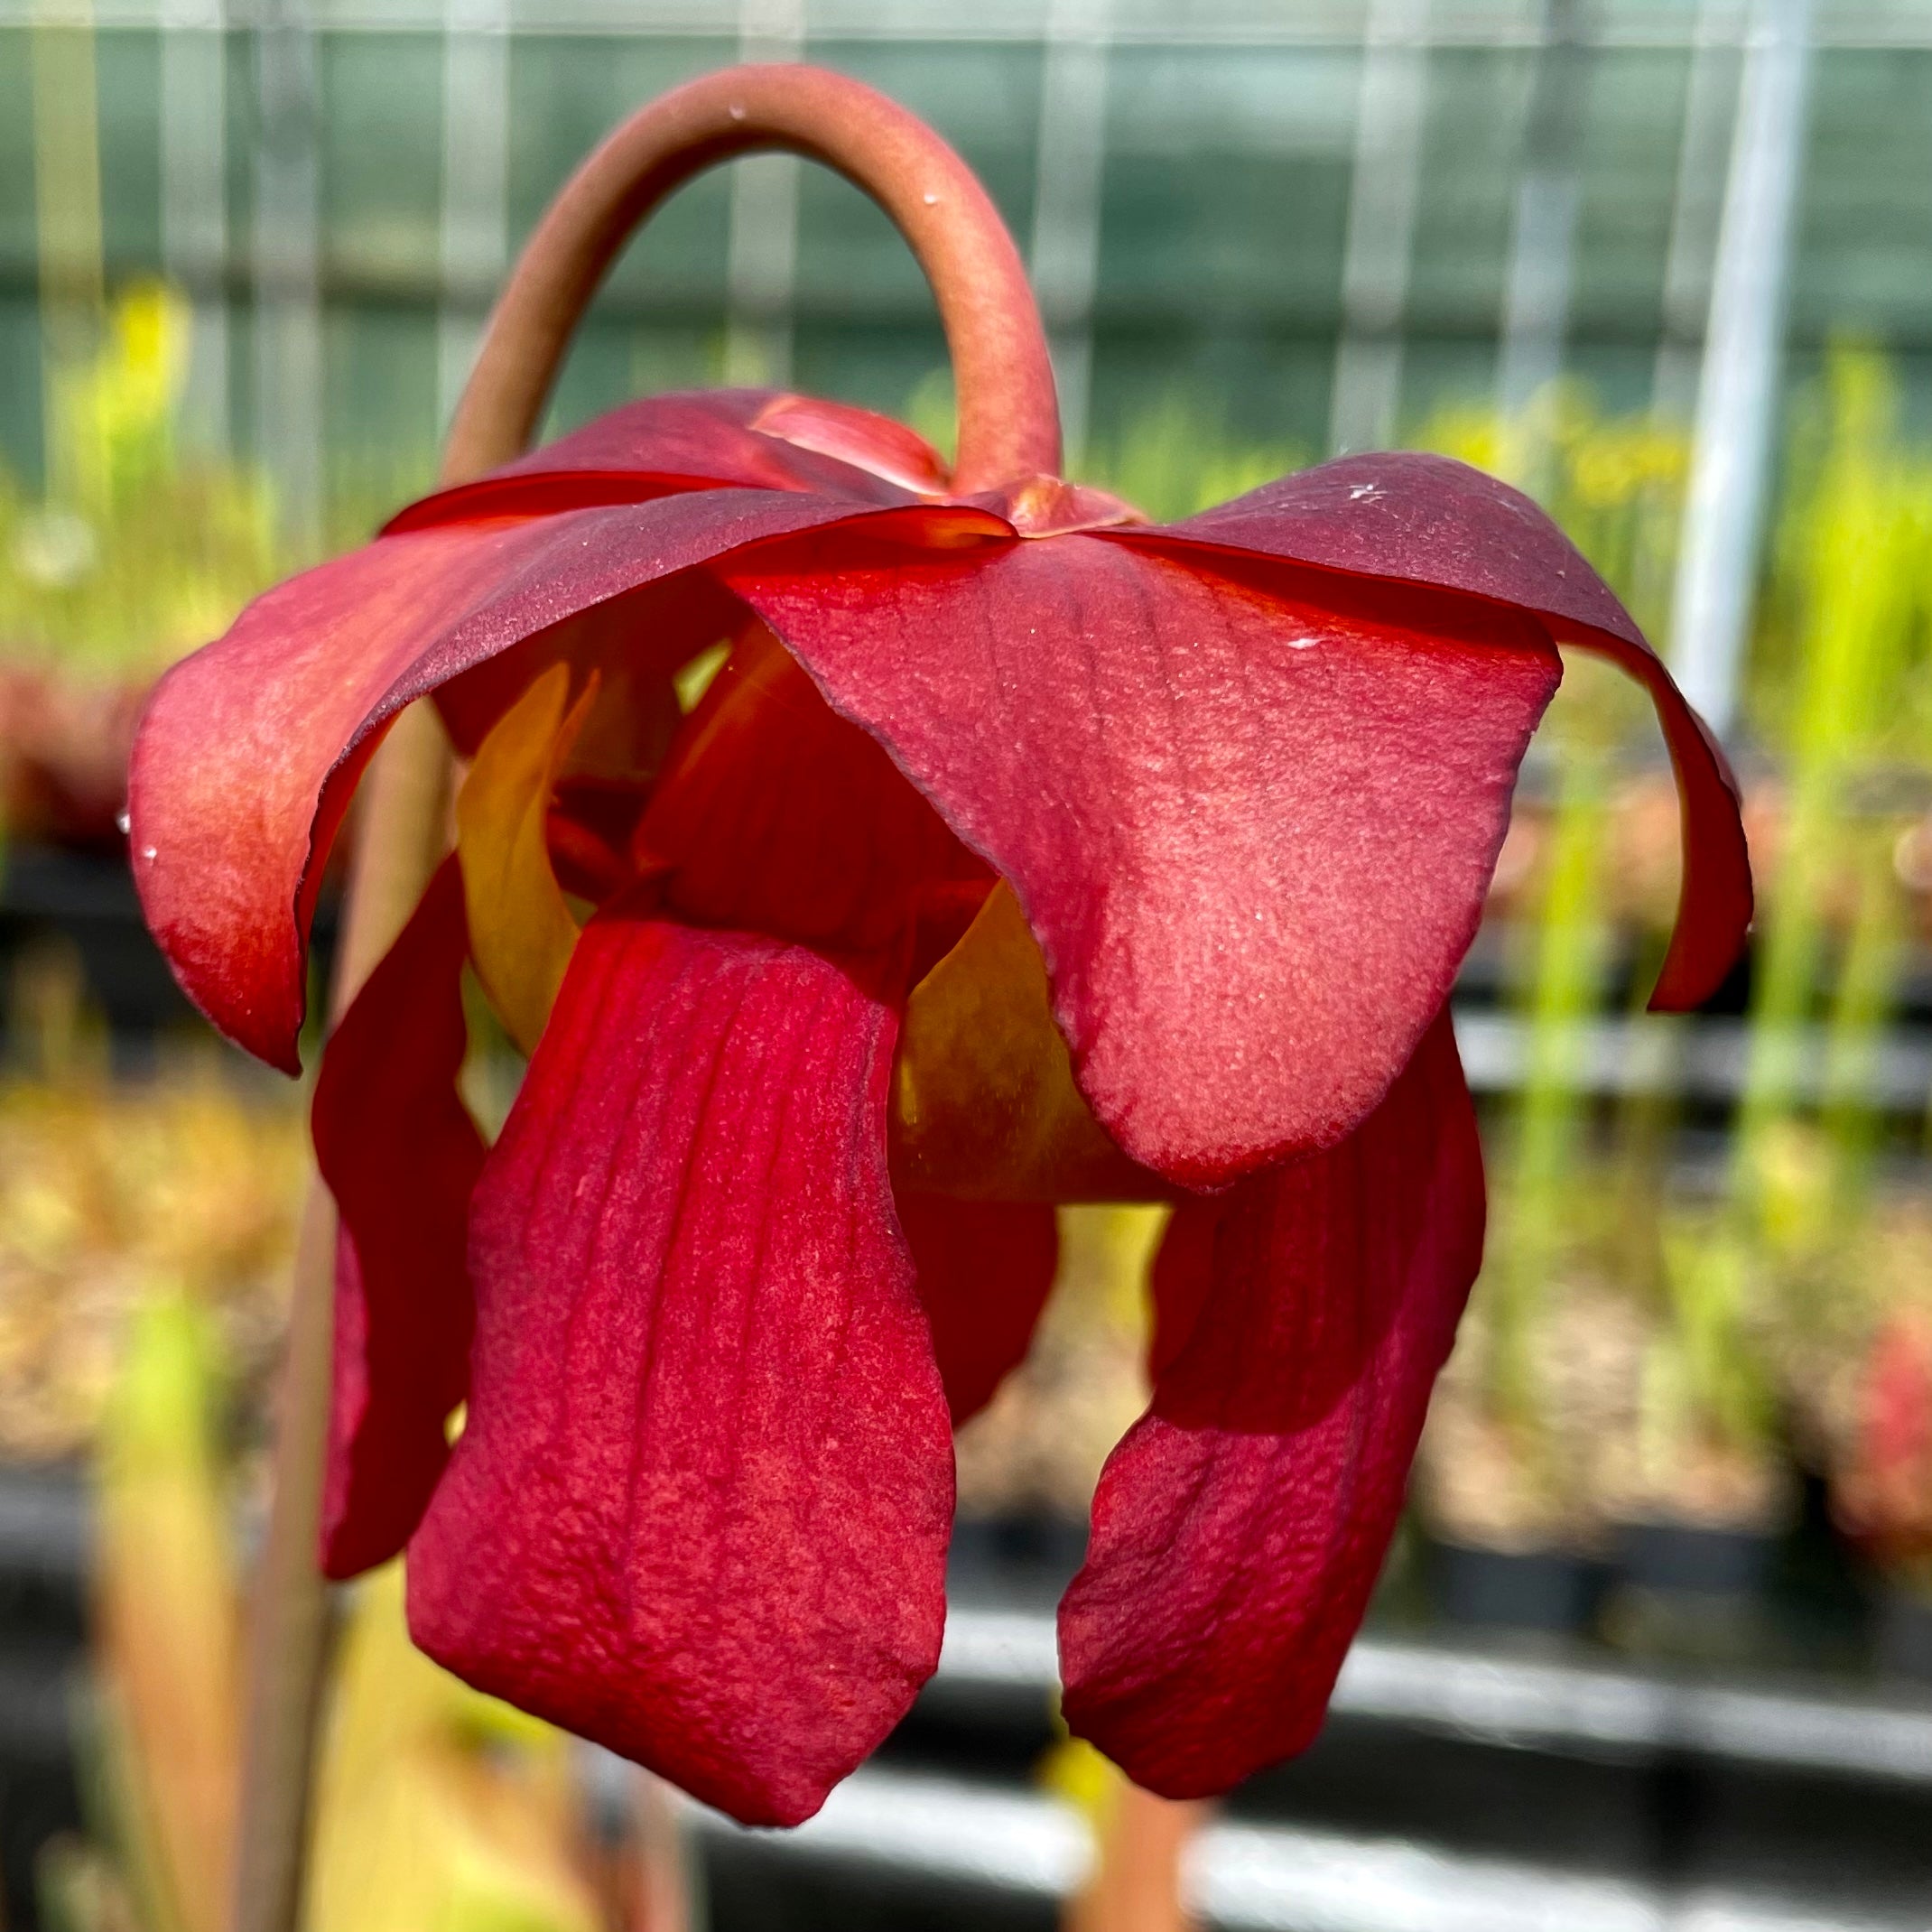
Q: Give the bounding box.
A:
[127,65,1752,1829]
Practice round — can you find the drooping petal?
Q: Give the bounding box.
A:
[127,490,1005,1071]
[636,621,986,953]
[311,858,483,1580]
[454,664,592,1055]
[891,881,1166,1203]
[727,535,1557,1186]
[1057,1011,1482,1797]
[384,390,945,533]
[1152,452,1752,1009]
[1147,1197,1219,1384]
[896,1193,1059,1426]
[406,910,953,1826]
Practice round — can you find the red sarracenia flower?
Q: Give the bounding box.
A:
[126,67,1751,1825]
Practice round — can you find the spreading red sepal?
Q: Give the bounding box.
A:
[383,390,942,534]
[406,909,953,1826]
[1058,1010,1483,1797]
[1143,452,1752,1010]
[725,535,1556,1186]
[126,490,1006,1073]
[311,857,483,1580]
[896,1194,1059,1426]
[638,622,986,953]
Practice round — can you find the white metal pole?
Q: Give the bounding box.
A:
[1028,0,1110,466]
[1667,0,1816,739]
[161,0,229,451]
[1329,0,1429,455]
[30,0,102,500]
[1652,0,1746,422]
[722,0,806,387]
[252,0,323,548]
[437,0,511,432]
[1495,0,1587,428]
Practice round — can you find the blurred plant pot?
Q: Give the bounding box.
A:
[1427,1538,1608,1636]
[1608,1519,1785,1662]
[1618,1519,1779,1597]
[947,1511,1089,1602]
[1874,1588,1932,1684]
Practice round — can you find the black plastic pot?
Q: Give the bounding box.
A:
[946,1512,1088,1607]
[1607,1519,1786,1665]
[1429,1539,1608,1635]
[1617,1520,1779,1597]
[1876,1589,1932,1684]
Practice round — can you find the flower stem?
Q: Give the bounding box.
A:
[228,701,453,1932]
[443,63,1062,493]
[1064,1783,1207,1932]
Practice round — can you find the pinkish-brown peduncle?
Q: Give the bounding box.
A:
[442,63,1063,494]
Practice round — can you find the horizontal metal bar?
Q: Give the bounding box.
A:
[1449,1008,1932,1110]
[934,1608,1932,1787]
[687,1762,1927,1930]
[2,0,1926,51]
[1333,1636,1932,1785]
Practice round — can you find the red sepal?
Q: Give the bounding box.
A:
[126,490,1005,1072]
[311,858,483,1580]
[1149,451,1752,1009]
[1058,1011,1483,1797]
[406,911,953,1826]
[727,535,1556,1185]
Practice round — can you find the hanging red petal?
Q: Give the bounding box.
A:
[385,389,944,532]
[896,1193,1059,1426]
[405,910,953,1826]
[311,858,483,1580]
[1149,451,1752,1009]
[127,489,1005,1072]
[1147,1199,1220,1385]
[1058,1010,1483,1797]
[726,535,1556,1186]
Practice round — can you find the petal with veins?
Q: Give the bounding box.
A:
[1058,1011,1483,1797]
[407,911,952,1827]
[312,858,482,1579]
[638,622,984,954]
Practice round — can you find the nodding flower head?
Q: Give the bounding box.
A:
[125,64,1751,1826]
